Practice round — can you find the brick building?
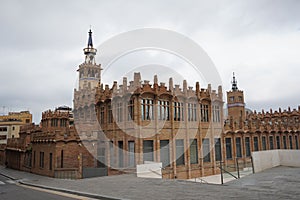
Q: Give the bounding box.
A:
[3,29,300,180]
[5,106,95,178]
[31,106,96,178]
[78,30,300,179]
[0,111,32,124]
[223,74,300,170]
[95,73,224,179]
[0,111,32,164]
[5,123,33,171]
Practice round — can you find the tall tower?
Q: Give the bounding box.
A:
[73,29,107,174]
[73,28,102,130]
[227,73,246,126]
[77,29,102,90]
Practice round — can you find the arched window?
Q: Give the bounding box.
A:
[173,101,184,121]
[158,100,170,120]
[141,98,154,120]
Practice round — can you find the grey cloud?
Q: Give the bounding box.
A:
[0,0,299,122]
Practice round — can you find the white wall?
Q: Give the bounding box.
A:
[136,162,162,178]
[278,150,300,167]
[252,150,300,173]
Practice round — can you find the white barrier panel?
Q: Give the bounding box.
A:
[136,162,162,179]
[279,150,300,167]
[252,150,300,173]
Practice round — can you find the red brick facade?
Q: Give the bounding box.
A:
[5,107,95,179]
[95,73,224,179]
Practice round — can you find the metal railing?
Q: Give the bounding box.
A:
[219,156,254,184]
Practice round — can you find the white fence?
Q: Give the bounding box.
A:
[252,150,300,172]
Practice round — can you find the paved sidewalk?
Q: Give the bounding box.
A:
[1,165,300,200]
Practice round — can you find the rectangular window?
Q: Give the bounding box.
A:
[173,102,184,121]
[24,152,32,167]
[226,138,232,159]
[212,105,220,122]
[214,138,222,161]
[276,136,281,149]
[53,119,58,127]
[269,136,274,150]
[236,137,242,158]
[0,135,7,140]
[245,137,251,156]
[49,153,52,170]
[176,139,185,165]
[141,99,154,120]
[262,136,266,150]
[188,103,197,121]
[110,141,115,168]
[61,150,64,168]
[100,106,105,124]
[128,141,135,167]
[60,119,67,127]
[80,109,84,120]
[85,107,91,120]
[108,105,113,123]
[295,135,299,149]
[158,100,170,121]
[190,139,198,164]
[202,138,210,162]
[289,135,293,149]
[160,140,170,167]
[253,137,259,151]
[118,141,123,168]
[0,127,8,132]
[143,140,154,162]
[39,152,44,168]
[283,136,287,149]
[200,104,209,122]
[127,100,134,121]
[116,102,123,122]
[33,151,36,167]
[97,146,106,168]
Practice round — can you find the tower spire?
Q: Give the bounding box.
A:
[87,29,93,48]
[231,72,238,91]
[83,28,97,64]
[77,29,102,91]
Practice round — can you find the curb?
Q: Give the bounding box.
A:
[0,169,125,200]
[18,181,124,200]
[0,172,18,181]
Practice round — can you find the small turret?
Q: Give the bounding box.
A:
[227,72,246,128]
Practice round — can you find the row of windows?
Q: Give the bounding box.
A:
[42,119,68,128]
[0,127,8,132]
[32,151,54,170]
[75,108,96,121]
[79,69,100,78]
[99,99,220,124]
[229,96,243,102]
[109,138,222,168]
[225,135,299,159]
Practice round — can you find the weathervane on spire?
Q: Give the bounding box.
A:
[231,72,238,91]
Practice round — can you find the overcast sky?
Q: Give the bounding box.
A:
[1,0,300,123]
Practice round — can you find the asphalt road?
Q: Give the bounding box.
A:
[0,174,82,200]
